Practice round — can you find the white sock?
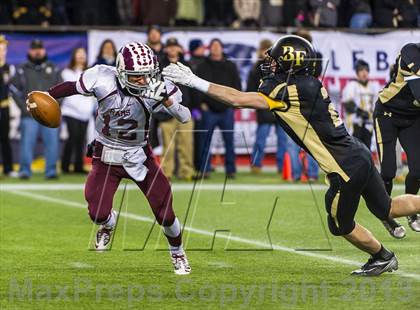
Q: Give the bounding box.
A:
[163,217,181,238]
[170,244,184,255]
[104,211,116,229]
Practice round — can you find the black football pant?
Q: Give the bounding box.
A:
[353,124,372,150]
[61,116,88,173]
[374,109,420,196]
[0,107,13,174]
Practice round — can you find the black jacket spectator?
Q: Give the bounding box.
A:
[204,0,236,26]
[10,57,61,118]
[372,0,398,27]
[135,0,177,26]
[69,0,119,25]
[196,57,241,113]
[0,1,12,24]
[397,0,419,28]
[247,60,276,124]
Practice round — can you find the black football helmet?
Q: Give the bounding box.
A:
[261,35,316,76]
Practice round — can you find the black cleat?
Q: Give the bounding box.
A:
[351,253,398,276]
[381,218,406,239]
[407,215,420,232]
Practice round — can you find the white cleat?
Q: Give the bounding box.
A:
[171,250,191,275]
[407,215,420,232]
[95,226,114,251]
[95,211,116,251]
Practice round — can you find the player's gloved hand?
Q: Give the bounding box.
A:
[356,108,370,120]
[142,79,168,102]
[162,62,210,92]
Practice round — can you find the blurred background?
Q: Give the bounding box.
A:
[0,0,419,181]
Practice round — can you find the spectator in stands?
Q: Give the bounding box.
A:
[188,40,206,72]
[93,39,117,66]
[309,0,340,27]
[135,0,177,26]
[233,0,261,28]
[175,0,204,26]
[283,0,311,27]
[117,0,134,25]
[11,0,52,26]
[10,39,62,179]
[248,39,287,174]
[203,0,236,26]
[0,1,12,24]
[195,39,241,179]
[50,0,69,25]
[0,35,16,177]
[188,39,207,171]
[70,0,118,25]
[260,0,284,27]
[349,0,372,28]
[147,25,165,65]
[158,38,194,181]
[372,0,398,27]
[342,59,380,149]
[396,0,418,28]
[61,47,95,174]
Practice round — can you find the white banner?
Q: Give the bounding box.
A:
[88,30,420,154]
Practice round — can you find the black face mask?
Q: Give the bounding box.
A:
[27,54,47,65]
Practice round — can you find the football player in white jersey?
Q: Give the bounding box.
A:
[27,42,192,275]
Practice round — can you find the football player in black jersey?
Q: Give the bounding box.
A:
[374,43,420,234]
[163,35,420,276]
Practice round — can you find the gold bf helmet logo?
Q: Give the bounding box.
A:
[281,46,307,66]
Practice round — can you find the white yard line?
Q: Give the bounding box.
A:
[0,183,407,191]
[3,189,420,281]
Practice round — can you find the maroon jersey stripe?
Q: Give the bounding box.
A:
[98,90,118,103]
[79,72,89,93]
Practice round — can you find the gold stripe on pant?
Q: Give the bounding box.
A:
[159,118,194,179]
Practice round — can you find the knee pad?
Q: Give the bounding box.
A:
[327,216,355,236]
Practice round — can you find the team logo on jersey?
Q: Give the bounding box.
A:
[281,46,307,66]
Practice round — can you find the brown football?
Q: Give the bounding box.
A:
[28,91,61,128]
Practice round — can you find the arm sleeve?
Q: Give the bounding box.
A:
[75,65,99,95]
[48,81,80,99]
[408,78,420,101]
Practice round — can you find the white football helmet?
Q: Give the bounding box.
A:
[116,42,160,96]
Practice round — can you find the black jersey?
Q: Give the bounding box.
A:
[258,73,370,182]
[377,43,420,117]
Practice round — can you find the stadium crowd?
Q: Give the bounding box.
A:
[0,26,325,181]
[0,0,419,29]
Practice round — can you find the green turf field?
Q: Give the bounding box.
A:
[0,172,419,309]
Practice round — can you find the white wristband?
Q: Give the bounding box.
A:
[191,77,210,93]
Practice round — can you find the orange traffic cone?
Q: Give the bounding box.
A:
[282,152,292,181]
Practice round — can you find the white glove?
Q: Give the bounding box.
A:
[162,62,210,93]
[142,79,168,102]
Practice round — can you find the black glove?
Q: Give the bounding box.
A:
[356,108,370,120]
[343,100,357,114]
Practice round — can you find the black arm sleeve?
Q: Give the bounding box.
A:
[408,78,420,101]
